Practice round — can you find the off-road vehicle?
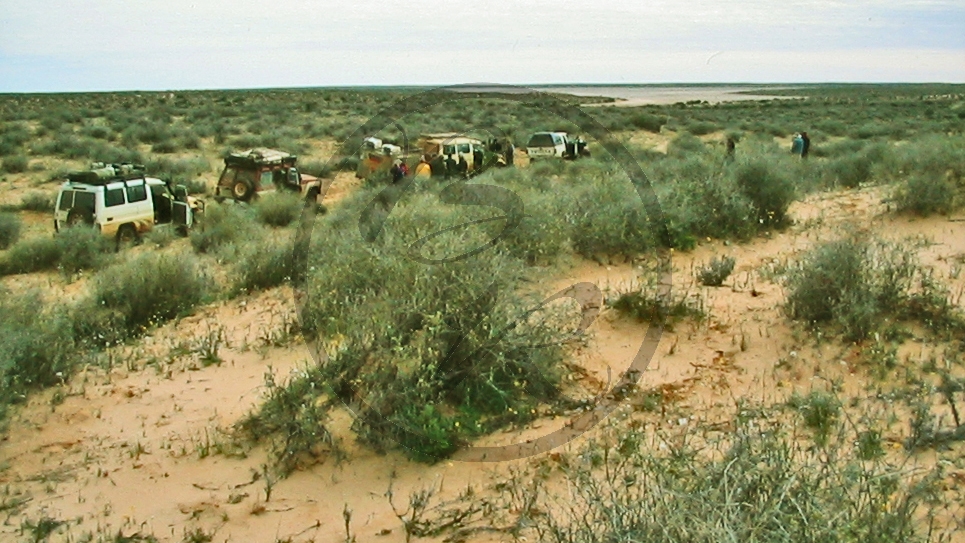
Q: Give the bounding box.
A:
[54,162,204,247]
[525,131,589,161]
[215,148,324,204]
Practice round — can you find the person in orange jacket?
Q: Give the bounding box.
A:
[414,155,432,178]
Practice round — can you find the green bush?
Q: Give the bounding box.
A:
[629,113,667,133]
[0,212,21,250]
[88,251,209,338]
[254,191,303,227]
[245,193,574,465]
[528,413,936,543]
[232,235,297,293]
[189,203,257,254]
[788,389,841,446]
[785,235,963,340]
[697,255,736,287]
[19,192,53,212]
[667,132,706,157]
[734,158,796,226]
[0,235,62,275]
[55,227,113,275]
[1,155,28,173]
[610,266,704,330]
[686,120,719,136]
[894,172,958,216]
[0,290,78,409]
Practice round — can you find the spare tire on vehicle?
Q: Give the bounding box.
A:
[232,180,255,201]
[66,209,94,227]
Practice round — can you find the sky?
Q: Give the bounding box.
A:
[1,0,963,92]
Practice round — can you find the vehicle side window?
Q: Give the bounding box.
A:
[126,183,147,203]
[105,187,125,207]
[458,143,471,153]
[288,168,300,184]
[219,168,236,185]
[443,144,456,156]
[260,171,274,188]
[74,191,95,212]
[58,191,74,211]
[552,135,563,145]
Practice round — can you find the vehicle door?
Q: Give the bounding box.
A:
[100,181,132,236]
[172,185,192,228]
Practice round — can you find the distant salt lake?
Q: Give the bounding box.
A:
[450,84,799,106]
[532,85,800,106]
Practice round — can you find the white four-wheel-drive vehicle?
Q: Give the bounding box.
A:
[54,163,204,247]
[525,131,589,161]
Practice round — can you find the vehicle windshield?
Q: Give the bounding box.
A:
[528,133,556,147]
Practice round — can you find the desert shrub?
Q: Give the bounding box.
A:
[232,235,297,293]
[667,132,706,157]
[1,154,28,173]
[629,113,667,133]
[19,192,53,212]
[827,154,874,188]
[245,193,576,465]
[610,266,704,329]
[686,120,719,136]
[0,227,112,276]
[151,139,179,154]
[567,174,658,257]
[527,413,937,543]
[254,191,303,227]
[0,235,62,275]
[788,389,841,446]
[657,164,756,244]
[0,290,78,410]
[697,255,736,286]
[0,213,21,250]
[55,227,113,275]
[894,172,958,216]
[733,157,795,226]
[500,190,569,265]
[236,367,336,474]
[298,160,334,178]
[189,203,257,255]
[88,251,209,338]
[785,235,962,340]
[181,178,209,195]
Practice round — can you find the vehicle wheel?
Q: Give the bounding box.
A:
[232,180,254,201]
[66,209,93,228]
[115,224,138,251]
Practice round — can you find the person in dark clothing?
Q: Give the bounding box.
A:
[456,155,469,178]
[505,142,514,166]
[800,132,811,158]
[472,148,484,176]
[725,137,736,160]
[430,154,446,178]
[390,161,403,184]
[444,154,457,180]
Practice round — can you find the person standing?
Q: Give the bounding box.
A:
[444,154,457,180]
[390,160,403,184]
[414,155,431,178]
[800,132,811,158]
[725,137,736,160]
[791,133,804,156]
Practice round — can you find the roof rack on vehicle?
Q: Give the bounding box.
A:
[224,148,297,168]
[66,162,147,185]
